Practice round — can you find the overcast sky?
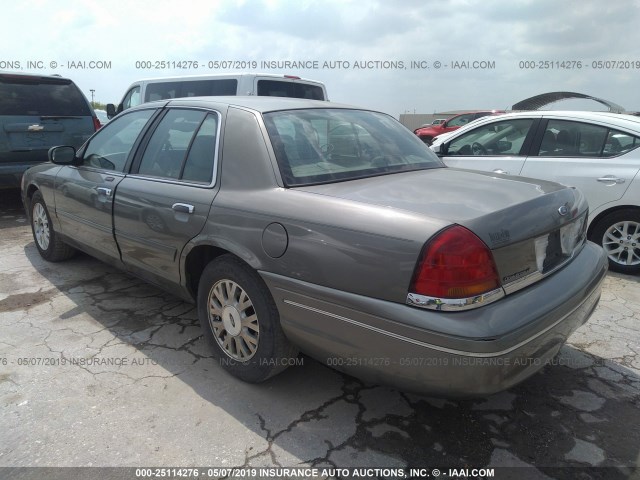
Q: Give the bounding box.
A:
[3,0,639,116]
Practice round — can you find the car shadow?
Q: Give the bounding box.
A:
[0,189,27,231]
[14,241,640,477]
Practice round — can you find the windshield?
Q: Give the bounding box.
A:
[263,109,443,186]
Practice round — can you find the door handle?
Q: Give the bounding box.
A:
[597,176,625,184]
[493,169,509,175]
[172,203,194,214]
[96,187,112,196]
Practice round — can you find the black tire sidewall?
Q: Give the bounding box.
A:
[197,256,291,382]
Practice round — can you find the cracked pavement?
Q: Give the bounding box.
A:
[1,189,639,479]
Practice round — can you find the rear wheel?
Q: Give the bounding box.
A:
[197,255,298,382]
[589,209,640,274]
[30,191,76,262]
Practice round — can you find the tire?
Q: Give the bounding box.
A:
[197,254,298,382]
[29,191,76,262]
[420,136,433,146]
[589,209,640,274]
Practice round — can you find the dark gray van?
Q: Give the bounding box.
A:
[0,72,98,189]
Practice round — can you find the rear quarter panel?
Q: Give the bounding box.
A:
[192,106,449,303]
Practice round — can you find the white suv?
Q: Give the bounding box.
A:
[431,110,640,274]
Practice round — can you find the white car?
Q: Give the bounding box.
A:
[430,110,640,274]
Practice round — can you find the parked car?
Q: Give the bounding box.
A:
[94,109,109,127]
[414,111,503,145]
[106,73,328,119]
[22,97,606,396]
[0,72,99,189]
[431,114,507,145]
[430,111,640,274]
[416,119,447,129]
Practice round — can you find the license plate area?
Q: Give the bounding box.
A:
[535,214,586,274]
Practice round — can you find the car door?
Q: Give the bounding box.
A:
[54,108,157,261]
[440,117,539,175]
[113,108,220,288]
[520,119,640,213]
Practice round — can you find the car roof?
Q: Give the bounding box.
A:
[437,110,640,137]
[0,71,74,82]
[449,110,503,116]
[133,96,369,114]
[131,72,324,84]
[491,110,640,132]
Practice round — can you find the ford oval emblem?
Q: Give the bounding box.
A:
[558,205,569,216]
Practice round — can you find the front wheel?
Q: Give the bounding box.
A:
[30,191,76,262]
[589,209,640,274]
[197,255,298,382]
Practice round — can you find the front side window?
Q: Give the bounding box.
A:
[82,109,155,171]
[536,119,639,157]
[122,86,141,110]
[447,119,535,156]
[264,109,442,186]
[137,109,218,183]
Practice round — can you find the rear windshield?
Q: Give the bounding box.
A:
[257,80,325,100]
[145,79,238,102]
[0,75,91,116]
[263,109,443,186]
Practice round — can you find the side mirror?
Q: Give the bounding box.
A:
[106,103,116,119]
[496,140,512,152]
[48,146,77,165]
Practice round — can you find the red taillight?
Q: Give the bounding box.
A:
[93,116,102,131]
[410,225,501,299]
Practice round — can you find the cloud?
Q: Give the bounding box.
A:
[2,0,638,113]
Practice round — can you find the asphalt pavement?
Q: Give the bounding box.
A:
[1,188,638,480]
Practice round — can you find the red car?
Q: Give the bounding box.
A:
[414,110,503,145]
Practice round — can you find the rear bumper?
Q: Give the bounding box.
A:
[262,241,608,396]
[0,161,44,189]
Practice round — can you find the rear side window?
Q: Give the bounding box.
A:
[257,80,324,100]
[137,109,218,184]
[535,120,639,157]
[0,75,91,116]
[145,80,238,102]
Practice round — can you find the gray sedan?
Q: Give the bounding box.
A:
[21,97,607,396]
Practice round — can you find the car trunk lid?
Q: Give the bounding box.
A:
[297,167,588,297]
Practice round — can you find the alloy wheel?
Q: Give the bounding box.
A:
[602,220,640,267]
[32,203,50,251]
[207,279,260,361]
